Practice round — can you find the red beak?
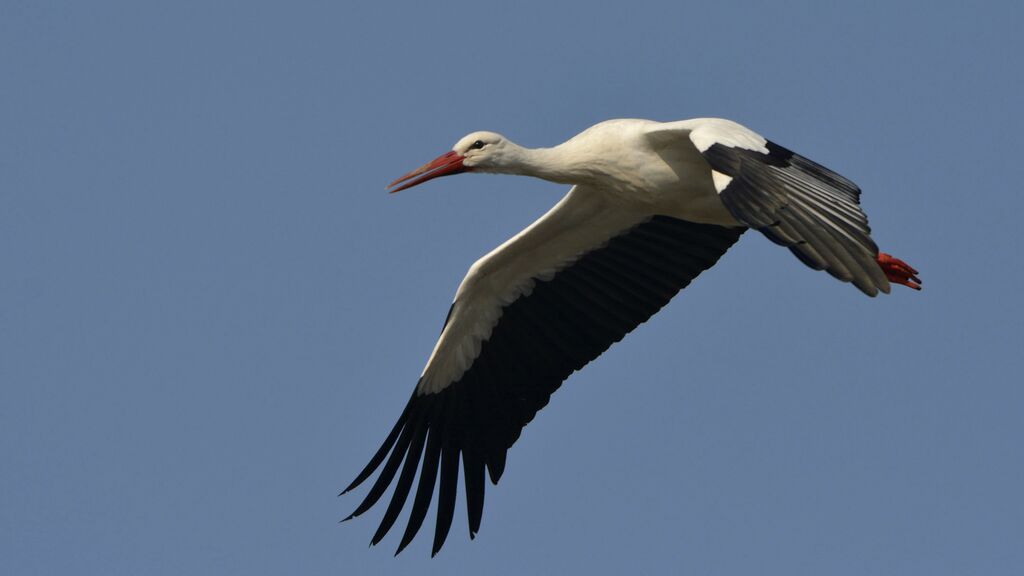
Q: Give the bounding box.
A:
[388,151,467,193]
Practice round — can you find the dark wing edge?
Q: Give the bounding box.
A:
[703,140,889,296]
[340,216,744,556]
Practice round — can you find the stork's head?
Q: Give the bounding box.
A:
[388,131,509,192]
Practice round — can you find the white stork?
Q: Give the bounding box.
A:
[341,118,921,556]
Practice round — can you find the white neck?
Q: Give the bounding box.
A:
[496,141,597,185]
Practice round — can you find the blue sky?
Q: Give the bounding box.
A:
[3,1,1022,574]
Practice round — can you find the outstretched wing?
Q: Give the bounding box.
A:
[342,186,744,555]
[657,118,889,296]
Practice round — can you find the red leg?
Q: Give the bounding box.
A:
[877,252,922,291]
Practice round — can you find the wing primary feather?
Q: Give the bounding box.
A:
[345,408,418,521]
[786,204,873,288]
[780,176,870,242]
[370,408,430,547]
[486,448,507,485]
[815,222,885,295]
[788,242,828,270]
[395,399,445,555]
[779,205,855,281]
[791,182,867,224]
[780,189,886,289]
[431,427,460,556]
[467,344,516,482]
[787,151,860,198]
[340,401,411,496]
[763,218,812,251]
[463,450,486,538]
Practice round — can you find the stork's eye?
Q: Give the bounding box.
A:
[470,140,486,150]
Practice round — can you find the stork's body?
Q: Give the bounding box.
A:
[343,118,920,556]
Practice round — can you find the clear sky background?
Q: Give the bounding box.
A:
[3,1,1022,574]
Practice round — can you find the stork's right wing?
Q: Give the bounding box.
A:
[342,186,744,555]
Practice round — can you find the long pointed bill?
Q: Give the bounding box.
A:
[388,151,467,193]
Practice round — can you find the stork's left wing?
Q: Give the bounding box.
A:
[653,118,890,296]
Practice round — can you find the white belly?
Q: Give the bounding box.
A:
[617,142,741,227]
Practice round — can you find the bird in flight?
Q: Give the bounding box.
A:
[341,117,921,556]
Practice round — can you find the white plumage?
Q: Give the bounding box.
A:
[343,118,921,556]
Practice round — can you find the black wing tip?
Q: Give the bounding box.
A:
[430,536,445,557]
[486,450,507,484]
[430,536,447,557]
[394,540,411,557]
[339,477,364,497]
[341,401,415,501]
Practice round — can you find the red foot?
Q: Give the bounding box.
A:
[877,252,922,291]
